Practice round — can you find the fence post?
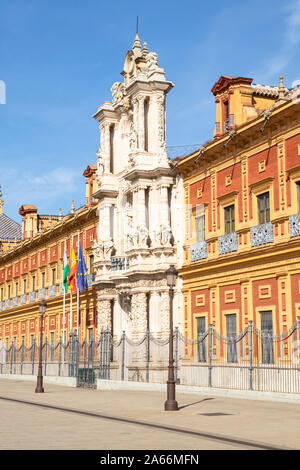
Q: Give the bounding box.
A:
[208,324,212,387]
[174,327,179,384]
[32,339,35,376]
[44,338,48,377]
[297,316,300,342]
[10,341,13,375]
[121,330,125,381]
[249,320,253,391]
[58,337,62,377]
[146,329,150,383]
[98,329,103,379]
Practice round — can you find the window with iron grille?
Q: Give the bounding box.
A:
[257,192,270,224]
[197,316,206,362]
[88,328,93,362]
[226,314,237,363]
[224,205,235,234]
[31,335,35,362]
[260,311,274,364]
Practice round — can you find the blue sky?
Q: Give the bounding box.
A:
[1,0,300,222]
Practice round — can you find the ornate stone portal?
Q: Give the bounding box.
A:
[92,34,184,355]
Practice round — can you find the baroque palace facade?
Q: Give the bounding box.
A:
[0,167,98,348]
[176,75,300,343]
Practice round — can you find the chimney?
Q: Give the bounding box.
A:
[18,205,38,240]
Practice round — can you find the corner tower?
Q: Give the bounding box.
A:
[92,34,183,373]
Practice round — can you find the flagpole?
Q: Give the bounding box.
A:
[62,239,66,346]
[77,230,80,338]
[70,233,73,337]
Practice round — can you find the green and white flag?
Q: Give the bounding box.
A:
[62,243,69,293]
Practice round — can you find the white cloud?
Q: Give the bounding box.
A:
[259,0,300,81]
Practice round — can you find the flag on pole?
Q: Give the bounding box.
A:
[68,246,78,292]
[62,243,69,293]
[77,241,88,293]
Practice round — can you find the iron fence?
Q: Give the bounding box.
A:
[0,321,299,393]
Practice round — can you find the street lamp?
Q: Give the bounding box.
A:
[35,299,47,393]
[164,265,179,411]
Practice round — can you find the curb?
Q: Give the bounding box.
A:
[96,379,300,404]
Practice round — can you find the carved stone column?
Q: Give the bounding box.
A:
[97,297,113,333]
[159,290,170,338]
[130,292,148,365]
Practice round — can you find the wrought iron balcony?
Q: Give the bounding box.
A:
[38,288,46,300]
[59,283,65,295]
[29,291,36,303]
[111,257,129,271]
[5,299,10,309]
[12,296,19,307]
[251,222,274,247]
[0,301,3,311]
[289,214,300,238]
[20,294,27,305]
[85,273,95,287]
[218,232,238,255]
[190,241,207,261]
[48,285,57,297]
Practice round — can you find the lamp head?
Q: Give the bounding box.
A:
[166,265,178,288]
[39,300,47,315]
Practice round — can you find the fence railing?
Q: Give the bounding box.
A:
[0,321,299,393]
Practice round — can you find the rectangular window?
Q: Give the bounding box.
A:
[88,328,93,362]
[144,97,149,152]
[15,282,18,296]
[21,336,25,362]
[226,314,237,363]
[260,311,274,364]
[109,124,114,173]
[257,192,270,224]
[196,215,205,242]
[224,101,229,132]
[41,272,45,289]
[1,288,3,302]
[8,285,11,299]
[52,268,56,286]
[31,335,35,362]
[197,317,206,362]
[224,205,235,234]
[297,182,300,212]
[23,279,26,294]
[89,255,94,274]
[32,276,36,292]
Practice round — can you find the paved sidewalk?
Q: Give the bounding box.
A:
[0,378,299,450]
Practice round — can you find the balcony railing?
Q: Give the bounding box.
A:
[29,291,36,303]
[20,294,27,305]
[86,273,95,287]
[12,296,19,307]
[5,299,10,309]
[251,222,274,247]
[48,285,57,297]
[111,257,129,271]
[38,288,46,300]
[289,214,300,238]
[0,301,3,311]
[190,241,207,261]
[218,232,238,255]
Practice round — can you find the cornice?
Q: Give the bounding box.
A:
[176,100,300,174]
[0,205,97,265]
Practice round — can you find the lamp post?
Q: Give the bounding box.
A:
[164,265,179,411]
[35,299,47,393]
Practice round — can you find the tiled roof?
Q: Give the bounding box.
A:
[0,212,22,240]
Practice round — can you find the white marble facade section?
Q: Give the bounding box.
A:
[93,34,183,340]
